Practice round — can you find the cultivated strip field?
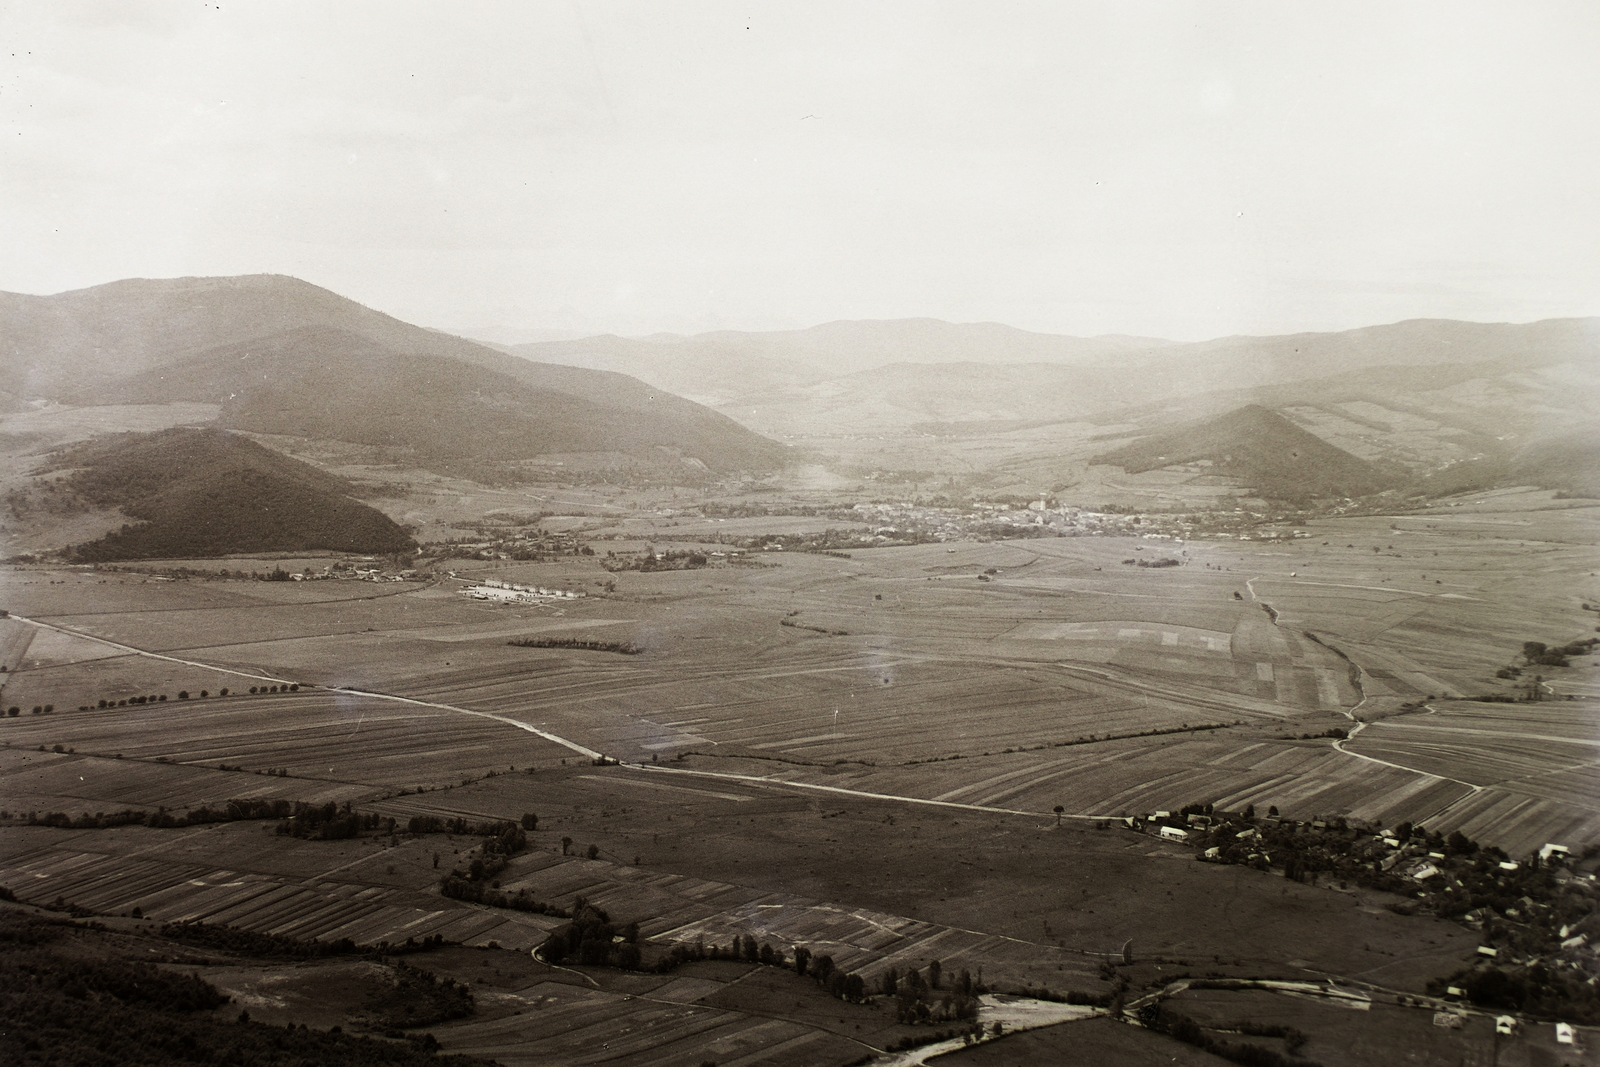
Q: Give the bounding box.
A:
[1347,700,1600,854]
[3,502,1596,857]
[495,850,1100,992]
[0,688,576,815]
[0,824,561,950]
[431,979,869,1067]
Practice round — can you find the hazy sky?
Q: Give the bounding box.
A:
[3,2,1597,340]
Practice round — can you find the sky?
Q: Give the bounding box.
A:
[2,1,1597,341]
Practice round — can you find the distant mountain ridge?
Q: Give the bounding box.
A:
[509,317,1599,487]
[0,275,786,477]
[6,276,1594,500]
[508,313,1595,498]
[510,314,1596,404]
[510,319,1176,407]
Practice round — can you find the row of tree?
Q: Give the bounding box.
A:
[14,798,388,835]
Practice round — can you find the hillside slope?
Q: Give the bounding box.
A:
[0,275,785,476]
[74,326,785,475]
[1090,405,1399,500]
[1418,430,1600,499]
[48,428,416,561]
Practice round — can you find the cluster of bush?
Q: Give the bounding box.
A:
[1520,638,1597,668]
[277,801,395,841]
[539,898,642,968]
[1493,638,1597,684]
[406,814,528,838]
[439,876,570,917]
[162,920,450,961]
[1148,1005,1318,1067]
[162,921,363,958]
[653,932,784,973]
[601,548,711,573]
[432,819,534,909]
[507,636,643,655]
[432,825,531,895]
[882,959,982,1024]
[358,960,476,1030]
[545,912,897,1015]
[1278,727,1350,740]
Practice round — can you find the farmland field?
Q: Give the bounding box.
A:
[4,502,1597,848]
[1,493,1596,1065]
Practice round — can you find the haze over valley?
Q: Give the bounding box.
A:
[3,5,1597,1066]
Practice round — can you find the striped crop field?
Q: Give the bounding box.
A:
[398,651,1205,767]
[1345,699,1600,854]
[0,745,368,814]
[2,507,1593,860]
[430,980,868,1067]
[698,731,1474,833]
[492,850,1098,993]
[0,823,560,950]
[0,688,574,816]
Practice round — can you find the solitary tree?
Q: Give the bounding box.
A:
[1054,804,1065,828]
[521,812,539,831]
[561,836,573,856]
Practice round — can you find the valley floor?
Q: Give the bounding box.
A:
[1,496,1597,1065]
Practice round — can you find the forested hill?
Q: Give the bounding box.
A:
[1090,404,1400,501]
[51,428,415,561]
